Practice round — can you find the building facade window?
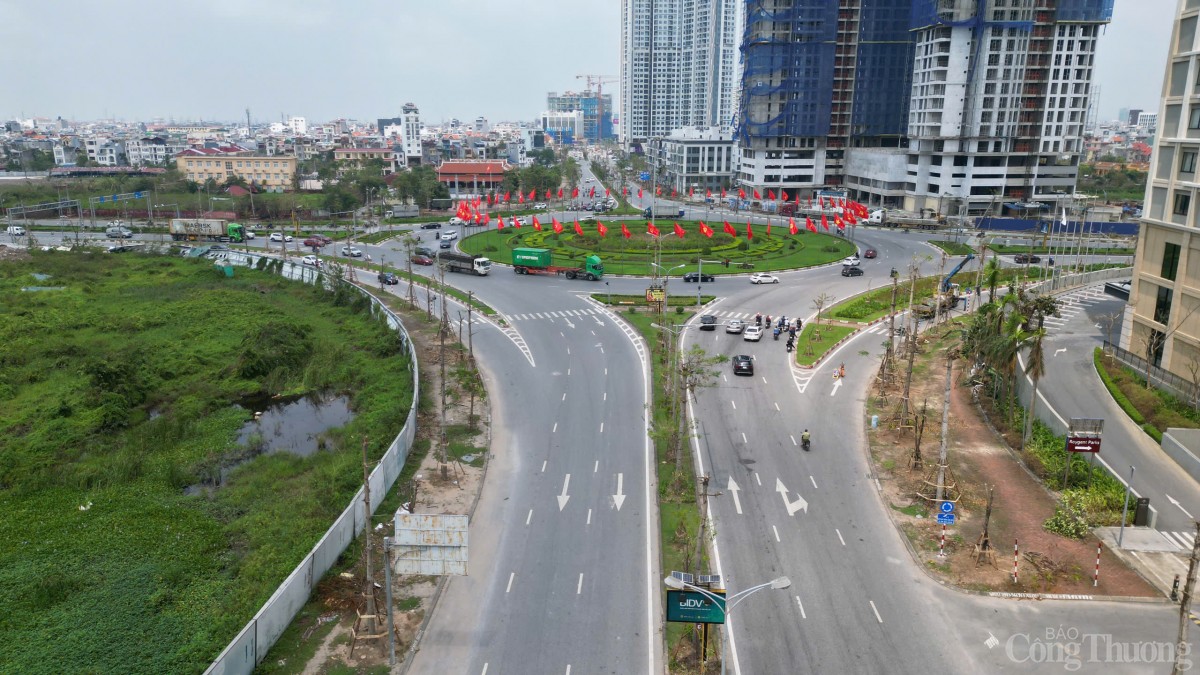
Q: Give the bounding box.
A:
[1175,193,1192,215]
[1183,151,1197,174]
[1162,242,1182,281]
[1155,285,1174,325]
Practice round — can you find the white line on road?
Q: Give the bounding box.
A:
[1054,348,1067,356]
[506,572,515,593]
[755,473,761,486]
[795,596,806,619]
[591,330,596,336]
[567,368,571,376]
[552,423,557,433]
[731,400,737,410]
[772,525,781,542]
[541,460,547,472]
[566,666,571,675]
[562,392,567,401]
[577,574,584,594]
[790,435,797,446]
[831,379,842,396]
[558,474,571,511]
[600,422,604,433]
[594,460,599,473]
[481,664,488,675]
[728,477,743,514]
[560,331,565,337]
[810,475,818,489]
[599,346,604,354]
[836,529,846,546]
[870,600,883,623]
[741,432,747,444]
[604,391,607,401]
[567,347,570,355]
[1167,494,1195,519]
[526,509,533,526]
[587,508,592,525]
[604,367,608,375]
[762,376,768,384]
[774,402,781,411]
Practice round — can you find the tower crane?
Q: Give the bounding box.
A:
[575,74,618,142]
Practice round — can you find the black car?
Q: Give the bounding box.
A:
[841,266,864,277]
[683,272,716,283]
[1014,253,1042,264]
[419,223,441,230]
[378,272,399,285]
[732,354,754,376]
[439,240,452,249]
[699,314,718,331]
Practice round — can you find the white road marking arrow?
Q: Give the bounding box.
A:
[1166,493,1195,519]
[558,474,571,511]
[593,316,605,326]
[565,318,575,329]
[775,478,808,516]
[613,473,626,511]
[727,476,743,515]
[830,379,842,397]
[1054,348,1067,356]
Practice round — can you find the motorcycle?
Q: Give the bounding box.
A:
[801,436,810,451]
[773,327,781,340]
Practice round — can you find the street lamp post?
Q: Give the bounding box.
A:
[664,575,791,675]
[697,258,722,306]
[650,262,687,313]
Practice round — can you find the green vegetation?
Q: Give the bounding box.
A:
[1093,348,1200,442]
[927,240,975,256]
[793,324,857,367]
[0,252,415,672]
[595,293,715,308]
[1079,162,1148,204]
[459,222,855,276]
[988,244,1135,256]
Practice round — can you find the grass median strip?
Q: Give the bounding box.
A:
[793,324,857,367]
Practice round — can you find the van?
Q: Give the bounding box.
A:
[7,225,27,236]
[106,226,133,238]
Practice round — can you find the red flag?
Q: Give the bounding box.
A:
[558,188,564,199]
[497,216,506,229]
[818,196,824,209]
[671,189,677,197]
[474,212,482,224]
[835,216,844,229]
[545,189,552,200]
[574,220,584,236]
[647,222,660,237]
[766,222,772,237]
[753,189,761,200]
[598,221,608,237]
[532,216,542,231]
[605,189,610,197]
[487,193,493,205]
[821,214,830,231]
[656,187,662,196]
[623,186,629,196]
[518,192,526,204]
[723,221,736,237]
[846,212,857,225]
[706,190,712,198]
[789,218,799,235]
[699,221,714,238]
[767,189,776,200]
[484,213,490,224]
[504,191,511,202]
[589,187,596,198]
[807,197,813,209]
[621,222,631,238]
[688,187,694,197]
[746,222,754,239]
[806,217,817,233]
[737,189,746,199]
[721,188,727,198]
[513,217,522,229]
[529,189,536,201]
[552,218,563,234]
[674,222,685,238]
[782,190,790,202]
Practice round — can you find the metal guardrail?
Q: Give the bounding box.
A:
[200,251,420,675]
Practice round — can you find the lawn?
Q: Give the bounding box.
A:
[988,244,1135,256]
[927,240,975,256]
[1093,348,1200,442]
[0,252,414,673]
[458,221,856,276]
[793,324,857,367]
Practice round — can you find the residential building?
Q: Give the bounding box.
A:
[436,160,511,196]
[1122,0,1200,380]
[176,147,297,191]
[288,116,307,135]
[548,90,615,142]
[402,103,422,167]
[125,136,188,166]
[84,137,126,166]
[1139,111,1159,132]
[619,0,742,147]
[652,126,737,193]
[541,110,584,145]
[736,0,915,202]
[333,147,399,174]
[1128,108,1144,127]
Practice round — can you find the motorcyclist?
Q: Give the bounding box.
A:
[801,429,811,450]
[773,326,781,340]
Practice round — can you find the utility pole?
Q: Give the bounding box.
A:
[1173,521,1200,675]
[885,269,899,375]
[360,437,377,634]
[439,265,449,468]
[935,352,955,504]
[467,290,475,362]
[902,263,920,418]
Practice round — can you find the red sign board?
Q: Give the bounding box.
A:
[1067,437,1101,453]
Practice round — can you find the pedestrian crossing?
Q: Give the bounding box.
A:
[505,308,609,322]
[1042,285,1108,331]
[1163,530,1196,550]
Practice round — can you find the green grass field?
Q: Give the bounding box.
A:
[0,252,414,673]
[458,220,855,276]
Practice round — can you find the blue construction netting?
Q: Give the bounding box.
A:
[909,0,1033,31]
[1057,0,1114,22]
[737,0,838,143]
[853,0,916,137]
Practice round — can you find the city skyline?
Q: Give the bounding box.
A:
[0,0,1175,126]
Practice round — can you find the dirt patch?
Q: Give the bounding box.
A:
[289,287,490,674]
[868,323,1156,597]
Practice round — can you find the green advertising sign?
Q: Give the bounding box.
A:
[666,589,726,624]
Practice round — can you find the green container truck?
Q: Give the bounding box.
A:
[512,247,604,281]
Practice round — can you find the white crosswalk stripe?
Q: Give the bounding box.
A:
[1165,531,1195,549]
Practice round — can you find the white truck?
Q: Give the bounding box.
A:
[867,209,945,230]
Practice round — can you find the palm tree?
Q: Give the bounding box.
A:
[1021,328,1047,450]
[983,257,1001,303]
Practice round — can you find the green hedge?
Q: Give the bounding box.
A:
[1092,348,1146,424]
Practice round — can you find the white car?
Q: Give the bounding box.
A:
[449,217,466,226]
[533,202,548,210]
[244,231,256,240]
[269,232,293,242]
[440,231,458,241]
[514,216,529,226]
[743,325,764,341]
[301,254,322,267]
[749,273,780,284]
[341,246,363,257]
[842,256,861,267]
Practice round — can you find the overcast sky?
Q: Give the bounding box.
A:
[0,0,1174,126]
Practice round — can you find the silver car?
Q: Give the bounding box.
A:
[726,319,746,334]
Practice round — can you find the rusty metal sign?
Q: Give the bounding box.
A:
[391,513,468,576]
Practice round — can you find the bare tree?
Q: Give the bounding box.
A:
[1137,300,1200,390]
[811,292,836,329]
[1097,310,1122,352]
[672,344,724,478]
[400,233,420,308]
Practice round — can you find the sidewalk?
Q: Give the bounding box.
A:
[1097,526,1193,600]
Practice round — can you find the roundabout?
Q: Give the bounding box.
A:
[457,219,858,277]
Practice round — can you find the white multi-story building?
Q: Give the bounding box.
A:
[1138,111,1159,132]
[288,116,307,135]
[653,126,737,193]
[84,137,125,166]
[903,1,1111,216]
[402,103,422,167]
[541,111,584,145]
[619,0,741,147]
[125,136,188,166]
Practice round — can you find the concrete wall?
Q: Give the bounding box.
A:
[1162,428,1200,483]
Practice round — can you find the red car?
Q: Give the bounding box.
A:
[411,254,434,266]
[863,248,877,259]
[303,237,325,248]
